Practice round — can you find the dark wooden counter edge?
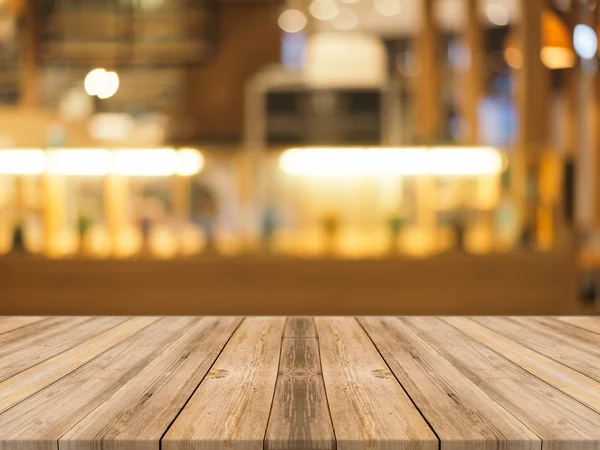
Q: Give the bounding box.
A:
[0,251,583,315]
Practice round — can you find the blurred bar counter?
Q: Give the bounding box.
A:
[0,251,584,316]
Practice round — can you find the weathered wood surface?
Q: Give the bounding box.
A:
[0,316,599,450]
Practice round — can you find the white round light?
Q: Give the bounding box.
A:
[340,0,360,3]
[332,7,359,30]
[84,68,108,96]
[485,2,509,26]
[574,24,598,59]
[373,0,402,17]
[278,9,307,33]
[309,0,339,21]
[97,71,119,99]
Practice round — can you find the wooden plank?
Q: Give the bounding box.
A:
[0,316,130,382]
[0,317,72,349]
[556,316,600,335]
[0,317,45,335]
[0,317,198,450]
[314,317,437,450]
[358,317,540,450]
[0,316,157,414]
[515,317,600,354]
[403,317,600,450]
[283,317,317,338]
[265,318,335,450]
[443,317,600,413]
[162,317,285,450]
[60,317,241,450]
[472,317,600,382]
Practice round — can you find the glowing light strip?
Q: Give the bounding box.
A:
[0,150,46,175]
[114,148,179,176]
[279,146,505,176]
[0,148,204,176]
[47,149,112,175]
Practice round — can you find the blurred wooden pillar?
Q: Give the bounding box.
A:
[564,4,580,159]
[414,0,440,143]
[19,0,38,107]
[515,0,550,245]
[463,0,483,144]
[594,4,600,229]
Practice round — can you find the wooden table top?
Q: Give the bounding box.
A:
[1,316,600,450]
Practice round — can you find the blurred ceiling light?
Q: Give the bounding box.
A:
[332,7,359,30]
[114,148,179,176]
[278,9,307,33]
[97,71,120,99]
[540,10,575,69]
[84,68,108,96]
[0,149,46,175]
[373,0,402,17]
[340,0,360,3]
[573,24,598,59]
[540,46,577,69]
[309,0,339,21]
[84,68,119,99]
[485,2,509,26]
[279,147,504,176]
[176,148,205,176]
[47,149,112,176]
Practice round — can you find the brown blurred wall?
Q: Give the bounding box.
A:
[184,1,281,143]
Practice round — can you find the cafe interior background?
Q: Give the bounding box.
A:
[0,0,598,315]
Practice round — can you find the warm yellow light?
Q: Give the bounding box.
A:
[309,0,339,21]
[540,46,576,69]
[114,148,178,176]
[428,147,505,176]
[278,9,307,33]
[0,149,46,175]
[84,68,107,96]
[84,68,119,99]
[47,149,112,175]
[97,71,119,99]
[504,47,523,70]
[176,148,205,176]
[279,146,504,176]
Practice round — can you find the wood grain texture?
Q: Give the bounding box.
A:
[0,317,73,350]
[443,317,600,414]
[265,318,335,450]
[0,317,196,450]
[60,317,241,450]
[0,316,157,414]
[315,317,438,450]
[0,316,600,450]
[0,317,45,335]
[556,316,600,335]
[0,316,129,382]
[284,317,317,338]
[403,317,600,450]
[162,317,286,450]
[358,317,540,450]
[522,317,600,354]
[472,317,600,382]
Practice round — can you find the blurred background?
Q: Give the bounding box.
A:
[0,0,598,315]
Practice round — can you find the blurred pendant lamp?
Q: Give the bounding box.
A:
[504,9,575,70]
